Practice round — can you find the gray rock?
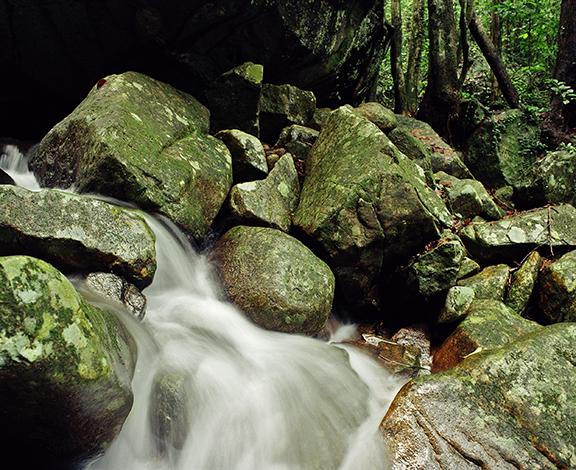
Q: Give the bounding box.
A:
[216,129,268,183]
[438,285,476,324]
[354,102,398,132]
[85,272,147,320]
[276,125,319,161]
[505,251,542,315]
[458,264,510,301]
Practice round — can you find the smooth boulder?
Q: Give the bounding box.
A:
[211,226,334,335]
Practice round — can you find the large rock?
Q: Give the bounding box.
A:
[465,109,541,190]
[538,250,576,323]
[275,125,319,161]
[387,126,433,175]
[382,323,576,469]
[211,226,334,335]
[530,147,576,206]
[0,185,156,288]
[229,154,300,232]
[0,256,135,466]
[216,129,268,183]
[505,251,542,315]
[354,102,397,132]
[294,106,451,314]
[460,204,576,262]
[457,264,510,301]
[30,71,232,241]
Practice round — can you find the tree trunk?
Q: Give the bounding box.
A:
[469,12,520,108]
[390,0,407,113]
[551,0,576,131]
[458,0,474,86]
[490,0,502,101]
[417,0,460,139]
[404,0,425,114]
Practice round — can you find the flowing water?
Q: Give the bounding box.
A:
[1,144,404,470]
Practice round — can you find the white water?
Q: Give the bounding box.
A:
[1,145,403,470]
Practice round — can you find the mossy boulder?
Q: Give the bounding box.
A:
[538,250,576,323]
[433,299,541,371]
[0,256,135,465]
[229,154,300,232]
[294,106,451,314]
[275,124,319,161]
[457,264,510,301]
[438,286,475,324]
[30,71,232,241]
[465,109,541,190]
[354,102,397,132]
[382,323,576,469]
[460,204,576,262]
[211,226,334,335]
[0,185,156,287]
[204,62,263,136]
[505,251,542,315]
[531,148,576,206]
[388,126,433,175]
[216,129,268,183]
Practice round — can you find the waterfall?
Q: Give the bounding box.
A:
[1,144,404,470]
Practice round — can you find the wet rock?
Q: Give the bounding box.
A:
[0,185,156,288]
[260,84,316,142]
[388,126,433,174]
[391,326,432,374]
[216,129,268,183]
[382,323,575,469]
[538,250,576,322]
[211,226,334,335]
[354,102,397,132]
[460,204,576,262]
[505,251,542,315]
[0,256,135,464]
[395,115,473,178]
[229,154,300,232]
[435,171,505,220]
[30,72,232,241]
[275,125,319,161]
[84,272,147,320]
[433,299,540,371]
[465,109,541,190]
[204,62,263,136]
[0,168,14,185]
[438,285,475,324]
[457,264,510,301]
[294,106,451,314]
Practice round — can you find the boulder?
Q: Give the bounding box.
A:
[0,256,135,466]
[294,106,451,314]
[211,226,334,335]
[465,109,541,190]
[308,107,333,130]
[382,323,576,469]
[530,147,576,206]
[229,154,300,232]
[260,84,317,142]
[437,286,475,324]
[216,129,268,183]
[275,125,319,161]
[505,251,542,315]
[204,62,263,136]
[387,126,433,175]
[395,115,473,179]
[433,299,540,371]
[435,171,504,220]
[460,204,576,262]
[30,71,232,241]
[457,264,510,301]
[354,102,397,132]
[538,250,576,323]
[0,185,156,288]
[457,257,481,279]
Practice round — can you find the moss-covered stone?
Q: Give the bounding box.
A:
[388,126,433,175]
[30,71,232,241]
[532,148,576,206]
[438,285,475,324]
[216,129,268,183]
[457,256,481,279]
[434,299,540,371]
[308,107,332,130]
[204,62,263,136]
[460,204,576,262]
[0,256,135,462]
[458,264,510,301]
[275,124,319,161]
[435,171,505,220]
[505,251,542,315]
[354,102,398,132]
[229,154,300,232]
[211,226,334,335]
[538,250,576,322]
[465,109,541,190]
[382,323,576,469]
[0,185,156,287]
[294,106,450,313]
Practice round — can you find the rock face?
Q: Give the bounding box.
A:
[294,106,451,313]
[0,256,135,465]
[460,204,576,262]
[538,250,576,322]
[0,185,156,288]
[382,323,576,469]
[216,129,268,183]
[211,226,334,335]
[465,109,541,190]
[204,62,263,136]
[30,71,232,241]
[229,154,300,232]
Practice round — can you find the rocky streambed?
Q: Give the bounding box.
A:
[0,68,575,469]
